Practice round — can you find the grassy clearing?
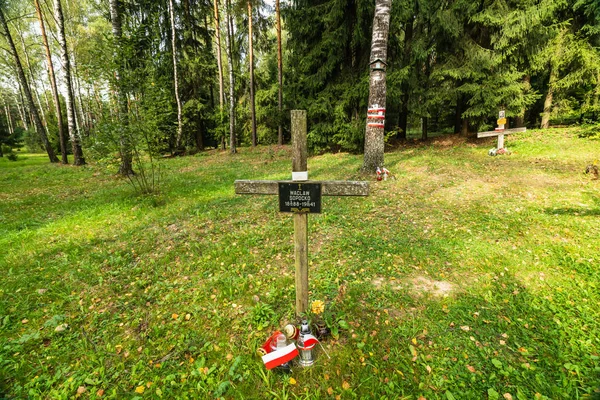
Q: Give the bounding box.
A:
[1,128,599,399]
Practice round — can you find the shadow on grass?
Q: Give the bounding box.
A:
[544,207,600,216]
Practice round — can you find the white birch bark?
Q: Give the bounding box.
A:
[169,0,184,149]
[225,0,236,153]
[54,0,85,165]
[362,0,391,172]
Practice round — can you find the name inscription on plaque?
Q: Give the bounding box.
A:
[278,182,322,213]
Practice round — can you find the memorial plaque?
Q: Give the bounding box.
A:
[278,182,322,213]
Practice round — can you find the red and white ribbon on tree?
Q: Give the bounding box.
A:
[367,107,386,128]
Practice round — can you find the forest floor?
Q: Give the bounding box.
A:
[1,128,599,399]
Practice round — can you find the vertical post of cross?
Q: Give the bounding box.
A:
[291,110,309,316]
[497,134,504,150]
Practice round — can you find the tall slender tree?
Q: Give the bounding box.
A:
[170,0,184,150]
[13,24,49,136]
[363,0,391,172]
[0,6,58,163]
[54,0,85,165]
[275,0,283,145]
[109,0,133,175]
[213,0,226,150]
[248,0,257,147]
[213,0,225,110]
[225,0,236,153]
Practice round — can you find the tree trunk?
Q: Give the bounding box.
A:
[276,0,283,145]
[169,0,184,150]
[16,85,29,131]
[248,0,257,147]
[362,0,391,172]
[0,8,58,163]
[109,0,134,175]
[195,121,204,151]
[421,52,431,141]
[35,0,68,163]
[213,0,226,149]
[398,15,414,141]
[541,31,564,129]
[4,104,14,135]
[515,75,530,128]
[72,58,88,137]
[541,72,556,129]
[454,95,463,134]
[16,26,49,137]
[461,118,468,135]
[54,0,85,165]
[225,0,236,153]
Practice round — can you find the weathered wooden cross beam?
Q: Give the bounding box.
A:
[235,110,369,316]
[477,127,526,151]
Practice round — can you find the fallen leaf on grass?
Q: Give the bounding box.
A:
[466,365,476,373]
[226,353,233,361]
[289,377,296,385]
[426,365,432,374]
[503,393,513,400]
[21,319,28,324]
[185,313,191,321]
[460,326,470,331]
[96,389,104,397]
[327,387,333,395]
[418,397,427,400]
[77,386,86,394]
[172,313,179,320]
[135,385,145,394]
[342,381,350,390]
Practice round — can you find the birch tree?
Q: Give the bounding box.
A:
[109,0,133,175]
[169,0,184,150]
[362,0,391,172]
[225,0,236,153]
[275,0,283,145]
[0,6,58,163]
[54,0,85,165]
[34,0,67,163]
[248,0,257,147]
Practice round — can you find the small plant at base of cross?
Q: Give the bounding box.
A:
[307,300,349,340]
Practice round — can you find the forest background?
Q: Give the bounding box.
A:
[0,0,599,166]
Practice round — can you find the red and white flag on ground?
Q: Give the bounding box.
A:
[299,334,319,349]
[261,343,299,370]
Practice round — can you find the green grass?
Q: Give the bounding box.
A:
[1,128,599,399]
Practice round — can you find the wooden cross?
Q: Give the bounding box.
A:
[477,110,526,152]
[477,127,526,151]
[234,110,369,316]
